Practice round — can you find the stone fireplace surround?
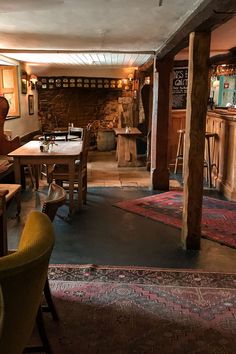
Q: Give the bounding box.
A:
[38,87,135,132]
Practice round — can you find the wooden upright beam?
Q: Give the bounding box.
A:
[181,31,211,250]
[151,56,174,190]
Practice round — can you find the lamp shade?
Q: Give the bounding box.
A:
[30,74,38,84]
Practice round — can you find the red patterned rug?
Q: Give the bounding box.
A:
[38,265,236,354]
[115,191,236,248]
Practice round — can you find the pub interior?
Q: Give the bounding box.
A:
[0,1,236,353]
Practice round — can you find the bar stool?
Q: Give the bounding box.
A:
[204,132,218,188]
[174,129,185,174]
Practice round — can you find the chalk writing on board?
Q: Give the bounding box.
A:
[172,67,188,109]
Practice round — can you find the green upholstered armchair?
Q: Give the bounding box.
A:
[0,211,55,354]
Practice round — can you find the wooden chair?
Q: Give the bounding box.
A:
[69,127,83,140]
[41,183,67,321]
[0,211,55,354]
[51,125,91,206]
[42,182,67,222]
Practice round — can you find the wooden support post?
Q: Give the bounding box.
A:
[151,56,174,190]
[181,31,211,250]
[146,73,153,171]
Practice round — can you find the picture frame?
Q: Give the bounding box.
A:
[21,72,27,94]
[28,95,34,115]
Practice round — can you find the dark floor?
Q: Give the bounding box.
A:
[7,185,236,272]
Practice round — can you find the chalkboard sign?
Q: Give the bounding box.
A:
[172,67,188,109]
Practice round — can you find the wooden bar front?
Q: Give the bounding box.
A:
[169,108,236,201]
[206,109,236,201]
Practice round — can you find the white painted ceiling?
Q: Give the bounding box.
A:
[0,0,206,52]
[0,52,153,67]
[0,0,235,67]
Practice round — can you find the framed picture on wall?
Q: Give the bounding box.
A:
[21,72,27,94]
[28,95,34,115]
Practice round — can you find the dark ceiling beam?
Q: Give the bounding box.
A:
[0,49,154,55]
[210,47,236,64]
[156,0,236,60]
[138,58,154,72]
[173,60,189,67]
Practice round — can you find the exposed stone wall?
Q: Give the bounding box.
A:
[38,88,134,131]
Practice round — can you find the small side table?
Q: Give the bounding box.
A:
[114,128,142,167]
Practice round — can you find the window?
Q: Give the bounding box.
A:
[218,75,236,107]
[0,65,20,117]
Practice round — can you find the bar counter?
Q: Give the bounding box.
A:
[206,109,236,201]
[170,109,236,201]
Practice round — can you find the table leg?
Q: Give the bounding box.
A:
[116,136,120,161]
[14,159,21,184]
[33,165,39,190]
[0,192,7,256]
[68,160,75,214]
[16,188,21,216]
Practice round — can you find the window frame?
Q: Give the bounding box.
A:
[0,65,20,119]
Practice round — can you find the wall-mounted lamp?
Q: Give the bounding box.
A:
[128,73,134,82]
[29,74,38,90]
[144,76,151,85]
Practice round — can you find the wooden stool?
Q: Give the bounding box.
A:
[174,129,185,174]
[204,132,218,188]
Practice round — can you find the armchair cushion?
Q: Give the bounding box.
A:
[0,211,55,354]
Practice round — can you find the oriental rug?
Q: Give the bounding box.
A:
[115,191,236,248]
[40,265,236,354]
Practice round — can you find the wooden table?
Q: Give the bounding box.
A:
[114,128,142,167]
[8,140,83,214]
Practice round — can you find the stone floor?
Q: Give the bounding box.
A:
[6,150,236,272]
[87,150,150,188]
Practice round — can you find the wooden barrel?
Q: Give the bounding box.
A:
[97,129,115,151]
